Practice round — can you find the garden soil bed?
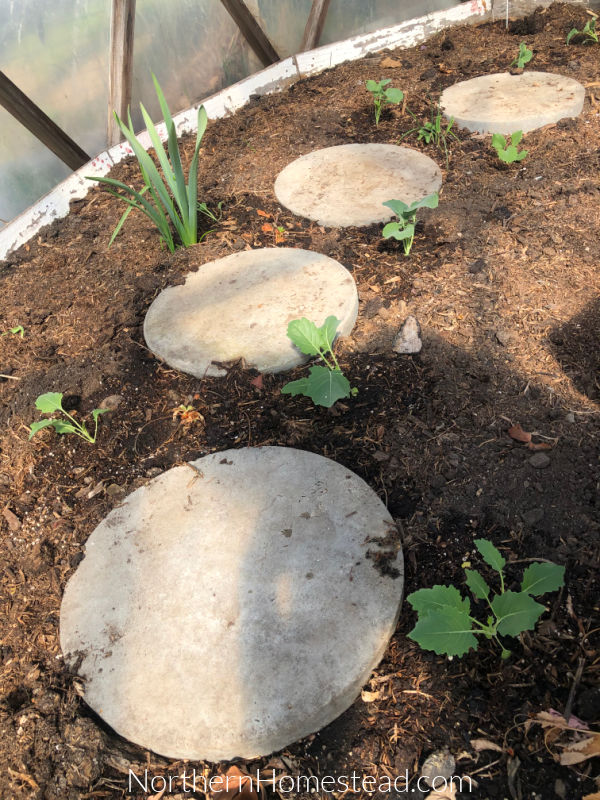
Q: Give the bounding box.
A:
[1,4,599,798]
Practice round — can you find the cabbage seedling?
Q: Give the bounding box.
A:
[281,317,357,408]
[511,42,533,69]
[492,131,528,164]
[566,18,598,45]
[407,538,565,659]
[365,79,404,126]
[88,75,209,252]
[29,392,109,444]
[382,193,439,256]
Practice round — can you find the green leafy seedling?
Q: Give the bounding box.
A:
[281,317,357,408]
[1,325,24,337]
[365,79,404,126]
[567,17,598,45]
[511,42,533,69]
[29,392,109,444]
[492,131,529,164]
[382,193,439,256]
[407,538,565,659]
[88,74,209,252]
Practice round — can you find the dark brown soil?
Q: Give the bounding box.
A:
[1,4,599,798]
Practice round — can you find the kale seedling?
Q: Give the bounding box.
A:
[365,79,404,126]
[382,193,439,256]
[281,317,357,408]
[567,17,598,45]
[29,392,109,444]
[407,538,565,659]
[1,325,24,337]
[511,42,533,69]
[492,131,528,164]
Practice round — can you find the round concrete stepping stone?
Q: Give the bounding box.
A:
[274,144,442,228]
[60,447,404,761]
[143,248,358,378]
[440,71,585,134]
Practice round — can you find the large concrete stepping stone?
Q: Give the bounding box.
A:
[441,71,585,134]
[274,143,442,228]
[143,248,358,378]
[60,447,404,761]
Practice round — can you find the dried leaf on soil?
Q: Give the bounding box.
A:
[559,733,600,766]
[470,738,504,753]
[210,765,263,800]
[508,424,532,443]
[527,441,552,451]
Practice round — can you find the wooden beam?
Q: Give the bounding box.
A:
[108,0,136,148]
[0,71,90,171]
[300,0,331,52]
[220,0,280,66]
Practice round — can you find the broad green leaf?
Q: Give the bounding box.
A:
[491,590,546,637]
[521,562,565,596]
[408,607,478,657]
[382,199,409,216]
[408,192,439,212]
[303,365,351,407]
[318,316,341,354]
[382,221,413,240]
[464,568,491,600]
[474,538,505,573]
[407,584,470,615]
[491,133,507,150]
[384,88,404,104]
[92,408,111,422]
[287,318,326,356]
[51,420,80,436]
[28,418,55,440]
[365,80,380,92]
[35,392,64,413]
[281,376,310,397]
[511,130,524,146]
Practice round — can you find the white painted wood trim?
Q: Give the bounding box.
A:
[0,2,491,261]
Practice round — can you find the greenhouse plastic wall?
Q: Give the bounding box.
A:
[0,0,458,229]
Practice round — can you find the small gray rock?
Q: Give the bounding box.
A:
[393,316,422,354]
[529,452,551,469]
[565,412,575,423]
[420,749,455,787]
[495,329,512,346]
[99,394,123,411]
[106,483,126,498]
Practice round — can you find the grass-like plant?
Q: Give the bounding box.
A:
[510,42,533,69]
[365,79,404,126]
[492,131,528,163]
[401,103,458,166]
[88,75,208,252]
[407,538,565,659]
[382,193,439,256]
[566,17,598,45]
[281,317,357,408]
[1,325,24,338]
[29,392,109,444]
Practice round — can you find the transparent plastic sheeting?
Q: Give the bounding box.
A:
[0,0,260,228]
[0,0,454,229]
[252,0,455,59]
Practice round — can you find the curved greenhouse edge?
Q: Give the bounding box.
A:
[0,0,489,262]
